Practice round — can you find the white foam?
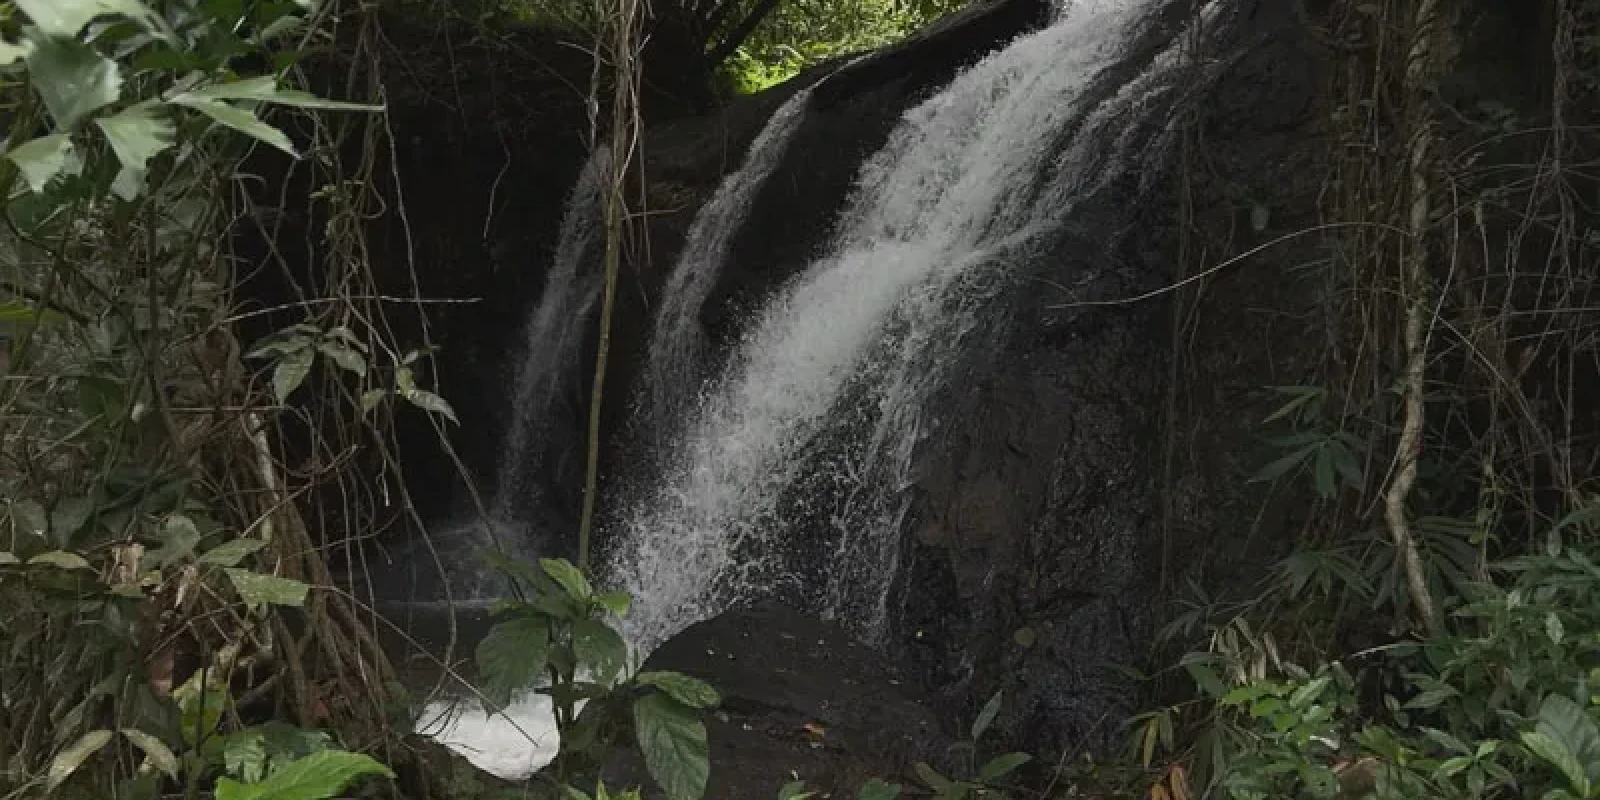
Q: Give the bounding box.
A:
[415,691,564,781]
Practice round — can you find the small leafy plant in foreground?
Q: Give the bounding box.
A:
[474,555,720,800]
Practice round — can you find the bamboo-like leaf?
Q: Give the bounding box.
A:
[179,76,384,111]
[978,752,1031,782]
[121,729,179,778]
[971,690,1003,740]
[170,96,297,157]
[28,550,91,569]
[46,729,112,791]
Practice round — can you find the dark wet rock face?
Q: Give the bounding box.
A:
[618,0,1334,758]
[604,605,953,798]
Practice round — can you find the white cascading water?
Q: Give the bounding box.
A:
[645,88,814,431]
[416,104,824,780]
[429,150,608,604]
[489,150,609,522]
[609,0,1197,652]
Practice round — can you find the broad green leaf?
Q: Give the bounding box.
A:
[28,550,91,569]
[1534,694,1600,790]
[633,694,709,800]
[213,749,393,800]
[121,729,179,778]
[46,729,112,791]
[402,388,458,424]
[971,690,1003,740]
[179,76,384,111]
[637,671,721,710]
[173,674,226,747]
[95,103,175,198]
[201,538,267,567]
[475,616,550,708]
[15,0,160,37]
[595,590,633,617]
[317,341,366,375]
[25,34,122,128]
[1521,731,1588,796]
[170,96,297,157]
[223,730,270,783]
[271,346,314,403]
[541,558,592,600]
[573,618,628,686]
[7,134,74,192]
[856,779,902,800]
[978,752,1030,782]
[225,569,309,607]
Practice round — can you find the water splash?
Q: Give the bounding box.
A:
[608,0,1193,651]
[646,88,814,432]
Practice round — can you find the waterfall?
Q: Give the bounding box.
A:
[428,150,607,605]
[645,88,814,431]
[609,0,1198,651]
[489,151,608,525]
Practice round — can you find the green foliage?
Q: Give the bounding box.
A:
[213,750,394,800]
[632,694,710,800]
[907,691,1031,800]
[475,556,719,799]
[1155,530,1600,800]
[1249,386,1366,501]
[0,0,397,796]
[717,0,969,92]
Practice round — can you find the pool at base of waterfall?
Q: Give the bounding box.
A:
[415,691,569,781]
